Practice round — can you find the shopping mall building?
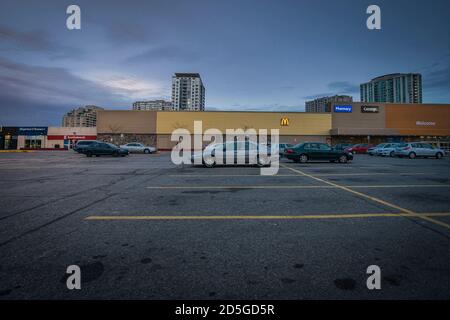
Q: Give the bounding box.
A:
[1,103,449,151]
[95,103,450,151]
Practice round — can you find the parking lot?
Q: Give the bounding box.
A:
[0,151,449,299]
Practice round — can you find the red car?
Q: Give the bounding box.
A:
[345,143,374,154]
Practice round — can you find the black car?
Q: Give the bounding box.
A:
[73,140,97,153]
[80,142,129,157]
[284,142,353,163]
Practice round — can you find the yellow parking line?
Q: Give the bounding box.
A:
[85,212,450,220]
[280,164,450,230]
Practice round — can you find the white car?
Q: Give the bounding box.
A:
[368,143,387,156]
[377,143,401,157]
[394,142,446,159]
[119,143,156,154]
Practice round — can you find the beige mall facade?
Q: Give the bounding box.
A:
[96,104,450,150]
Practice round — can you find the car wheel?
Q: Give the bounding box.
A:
[86,151,93,157]
[203,156,216,168]
[338,155,348,163]
[408,152,416,159]
[144,149,150,154]
[390,151,395,157]
[436,152,443,159]
[299,154,308,163]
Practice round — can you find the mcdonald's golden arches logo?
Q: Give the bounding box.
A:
[280,117,289,126]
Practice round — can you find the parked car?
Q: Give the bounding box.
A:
[120,142,156,154]
[191,141,271,168]
[378,143,401,157]
[279,143,293,157]
[80,142,129,157]
[394,142,445,159]
[73,140,98,153]
[284,142,353,163]
[368,143,387,156]
[333,143,353,151]
[345,143,373,154]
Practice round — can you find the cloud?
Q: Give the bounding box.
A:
[0,56,171,125]
[0,25,82,60]
[124,45,199,64]
[302,81,358,101]
[302,93,335,100]
[0,56,122,106]
[423,55,450,91]
[213,103,304,112]
[106,22,156,44]
[87,73,171,100]
[0,95,66,126]
[327,81,359,94]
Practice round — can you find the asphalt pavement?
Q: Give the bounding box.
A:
[0,151,449,299]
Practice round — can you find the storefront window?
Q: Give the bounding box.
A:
[4,135,18,150]
[25,139,42,149]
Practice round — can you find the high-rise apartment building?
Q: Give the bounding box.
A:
[132,100,172,111]
[305,95,353,113]
[62,105,104,127]
[360,73,422,103]
[171,73,205,111]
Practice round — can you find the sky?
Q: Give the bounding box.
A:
[0,0,449,125]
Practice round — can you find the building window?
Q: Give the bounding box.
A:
[25,139,42,149]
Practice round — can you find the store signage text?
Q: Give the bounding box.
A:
[334,105,353,113]
[47,135,97,140]
[361,106,379,113]
[18,127,48,136]
[416,121,436,126]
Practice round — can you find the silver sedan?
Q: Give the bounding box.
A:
[191,141,272,167]
[119,143,157,154]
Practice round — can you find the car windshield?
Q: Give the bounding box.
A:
[293,143,305,148]
[397,143,408,148]
[106,143,118,148]
[376,144,386,147]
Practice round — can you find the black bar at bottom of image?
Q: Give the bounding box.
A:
[0,300,446,319]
